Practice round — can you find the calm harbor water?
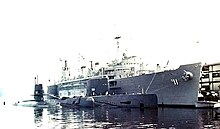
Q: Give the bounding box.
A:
[1,104,220,129]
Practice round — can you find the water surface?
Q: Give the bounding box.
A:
[0,105,220,129]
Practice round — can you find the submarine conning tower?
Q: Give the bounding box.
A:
[34,84,44,102]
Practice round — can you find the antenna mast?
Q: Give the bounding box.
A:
[114,36,121,61]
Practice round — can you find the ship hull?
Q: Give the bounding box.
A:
[59,94,157,108]
[48,62,202,107]
[93,94,157,108]
[14,101,52,108]
[60,97,95,108]
[109,63,201,107]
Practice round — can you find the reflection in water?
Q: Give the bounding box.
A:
[24,107,220,128]
[57,107,158,128]
[158,108,203,128]
[92,107,158,128]
[34,108,43,127]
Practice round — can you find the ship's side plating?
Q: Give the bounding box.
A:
[93,94,158,108]
[86,78,109,96]
[109,63,201,107]
[47,85,59,99]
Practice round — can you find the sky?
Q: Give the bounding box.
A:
[0,0,220,99]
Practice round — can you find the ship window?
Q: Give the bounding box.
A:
[202,66,209,71]
[201,74,209,78]
[213,72,220,78]
[68,91,71,96]
[110,81,117,86]
[109,76,114,79]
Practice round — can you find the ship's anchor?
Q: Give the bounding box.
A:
[182,70,193,81]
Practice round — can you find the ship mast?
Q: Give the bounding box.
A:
[34,75,38,85]
[61,60,70,81]
[114,36,121,62]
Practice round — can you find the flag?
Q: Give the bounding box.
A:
[114,36,121,39]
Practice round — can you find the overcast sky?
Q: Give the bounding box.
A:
[1,0,220,98]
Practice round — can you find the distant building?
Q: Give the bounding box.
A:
[200,62,220,91]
